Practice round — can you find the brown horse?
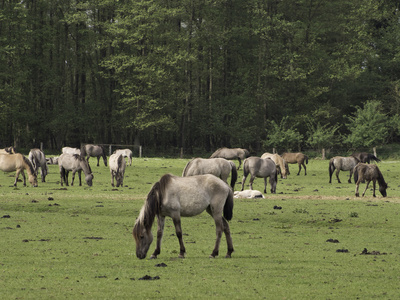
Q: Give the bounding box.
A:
[351,152,381,164]
[0,153,38,187]
[354,163,387,197]
[210,147,250,170]
[281,152,308,175]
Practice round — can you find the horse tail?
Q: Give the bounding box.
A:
[329,158,335,179]
[305,155,309,164]
[229,161,237,190]
[117,154,124,174]
[223,189,234,221]
[370,154,381,163]
[243,159,250,178]
[353,164,359,183]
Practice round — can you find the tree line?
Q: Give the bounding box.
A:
[1,0,400,155]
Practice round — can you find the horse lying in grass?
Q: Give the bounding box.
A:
[241,157,277,194]
[133,174,234,259]
[109,153,126,187]
[29,148,48,182]
[329,156,359,183]
[210,147,249,170]
[0,153,38,187]
[354,163,387,197]
[234,190,264,199]
[182,157,237,190]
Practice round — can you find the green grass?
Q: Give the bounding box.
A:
[1,157,400,299]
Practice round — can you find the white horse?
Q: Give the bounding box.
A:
[113,149,133,166]
[28,148,48,182]
[58,153,94,186]
[109,153,126,187]
[62,147,81,155]
[234,190,265,199]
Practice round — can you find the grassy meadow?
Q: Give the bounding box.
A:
[1,156,400,299]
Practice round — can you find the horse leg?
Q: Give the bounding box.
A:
[241,174,248,191]
[335,169,341,183]
[355,181,360,197]
[221,217,234,258]
[348,169,353,183]
[71,171,76,186]
[297,163,301,175]
[78,170,82,186]
[96,156,100,167]
[269,176,276,194]
[65,171,69,186]
[21,170,26,186]
[263,177,267,194]
[210,216,223,258]
[237,158,241,170]
[14,169,21,187]
[171,217,186,258]
[111,171,115,187]
[150,216,165,259]
[249,175,256,190]
[362,180,371,197]
[302,162,307,175]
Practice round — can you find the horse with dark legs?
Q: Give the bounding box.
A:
[351,152,381,164]
[113,149,133,166]
[81,144,107,167]
[182,157,237,190]
[28,148,48,182]
[329,156,359,183]
[241,157,278,194]
[354,163,387,197]
[281,152,308,176]
[109,153,126,187]
[210,147,250,170]
[133,174,234,259]
[58,154,94,186]
[261,153,288,179]
[0,153,38,187]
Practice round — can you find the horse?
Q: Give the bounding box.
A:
[0,153,38,187]
[354,163,387,197]
[234,190,265,199]
[58,153,94,186]
[62,147,81,155]
[241,157,278,194]
[81,144,107,167]
[109,153,126,187]
[210,147,250,170]
[133,173,234,259]
[46,156,59,165]
[113,149,133,166]
[329,156,359,183]
[261,152,288,179]
[28,148,48,182]
[0,147,16,154]
[182,157,237,190]
[281,152,308,176]
[351,152,381,164]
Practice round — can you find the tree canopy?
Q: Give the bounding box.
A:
[1,0,400,154]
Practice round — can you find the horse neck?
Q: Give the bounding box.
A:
[140,181,163,229]
[22,157,35,176]
[80,160,91,175]
[377,171,387,187]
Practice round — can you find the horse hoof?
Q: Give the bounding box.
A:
[150,255,157,259]
[225,254,231,258]
[209,255,215,259]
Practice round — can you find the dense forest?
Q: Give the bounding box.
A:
[1,0,400,155]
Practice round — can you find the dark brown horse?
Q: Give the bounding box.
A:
[281,152,308,175]
[354,163,387,197]
[210,147,250,170]
[351,152,381,164]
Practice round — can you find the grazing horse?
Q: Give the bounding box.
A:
[0,147,16,154]
[351,152,381,164]
[354,163,387,197]
[210,147,250,170]
[81,144,107,167]
[241,157,277,194]
[133,174,234,259]
[113,149,133,166]
[182,157,237,190]
[0,154,38,187]
[28,148,48,182]
[261,153,288,179]
[329,156,359,183]
[109,153,126,187]
[281,152,308,176]
[58,154,94,186]
[62,147,81,155]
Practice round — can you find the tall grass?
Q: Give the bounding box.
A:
[1,157,399,299]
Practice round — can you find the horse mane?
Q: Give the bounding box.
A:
[182,159,194,176]
[22,155,35,175]
[229,161,238,189]
[376,166,387,187]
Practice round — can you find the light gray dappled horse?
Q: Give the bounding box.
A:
[109,153,126,187]
[182,157,237,190]
[329,156,359,183]
[241,157,277,194]
[133,174,234,259]
[113,149,133,166]
[81,144,107,167]
[354,163,387,197]
[0,153,38,187]
[29,148,48,182]
[58,153,94,186]
[210,147,250,170]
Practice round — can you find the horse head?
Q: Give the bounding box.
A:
[28,173,38,187]
[85,173,94,186]
[379,183,388,197]
[133,219,154,259]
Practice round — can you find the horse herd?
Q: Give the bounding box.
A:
[0,145,388,260]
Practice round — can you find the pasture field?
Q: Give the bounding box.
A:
[1,157,400,299]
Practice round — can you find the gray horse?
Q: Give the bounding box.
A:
[109,153,126,187]
[329,156,359,183]
[58,153,94,186]
[81,144,107,167]
[210,147,250,170]
[28,148,48,182]
[241,157,277,194]
[182,157,237,190]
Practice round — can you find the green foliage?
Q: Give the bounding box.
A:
[306,120,340,151]
[263,116,303,152]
